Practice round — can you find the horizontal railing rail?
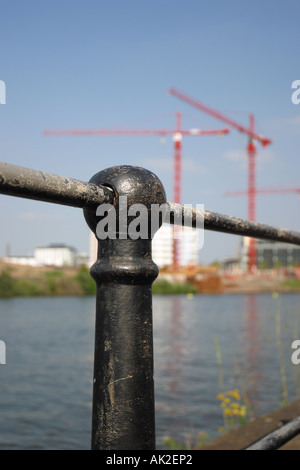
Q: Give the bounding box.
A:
[0,161,114,208]
[1,160,300,451]
[1,162,300,246]
[168,202,300,246]
[245,417,300,450]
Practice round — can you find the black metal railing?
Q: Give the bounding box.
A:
[245,417,300,450]
[1,161,300,451]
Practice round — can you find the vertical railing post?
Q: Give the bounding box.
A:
[83,166,166,450]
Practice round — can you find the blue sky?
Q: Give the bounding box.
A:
[1,0,300,264]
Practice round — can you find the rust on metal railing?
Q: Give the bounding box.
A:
[0,161,114,209]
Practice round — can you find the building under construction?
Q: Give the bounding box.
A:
[241,237,300,271]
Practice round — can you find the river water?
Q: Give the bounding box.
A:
[0,293,300,449]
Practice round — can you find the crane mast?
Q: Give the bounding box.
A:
[44,113,229,267]
[169,87,272,272]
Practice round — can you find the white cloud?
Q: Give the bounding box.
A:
[223,147,275,171]
[223,149,247,162]
[183,158,209,174]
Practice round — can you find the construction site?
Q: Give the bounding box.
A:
[42,87,300,296]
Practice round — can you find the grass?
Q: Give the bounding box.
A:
[152,279,198,295]
[163,432,210,450]
[0,266,198,298]
[281,279,300,291]
[0,265,96,298]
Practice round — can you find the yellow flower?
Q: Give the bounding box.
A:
[230,402,239,409]
[240,407,247,417]
[232,409,240,415]
[224,407,232,416]
[231,390,241,401]
[217,393,225,401]
[218,427,224,433]
[224,397,231,404]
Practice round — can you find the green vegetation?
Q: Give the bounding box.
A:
[75,265,97,296]
[273,292,289,406]
[213,337,251,437]
[0,266,198,298]
[0,269,15,298]
[163,432,210,450]
[0,265,96,298]
[152,279,198,295]
[258,260,270,270]
[281,279,300,291]
[14,277,48,297]
[216,389,250,434]
[210,260,220,268]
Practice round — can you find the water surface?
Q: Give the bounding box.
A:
[0,293,299,449]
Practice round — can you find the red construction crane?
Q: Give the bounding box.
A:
[44,112,229,267]
[169,87,272,272]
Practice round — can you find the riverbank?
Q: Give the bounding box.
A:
[0,260,198,298]
[222,274,300,295]
[0,259,300,298]
[0,260,96,298]
[199,398,300,450]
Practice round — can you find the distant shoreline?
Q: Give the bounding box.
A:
[1,259,300,298]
